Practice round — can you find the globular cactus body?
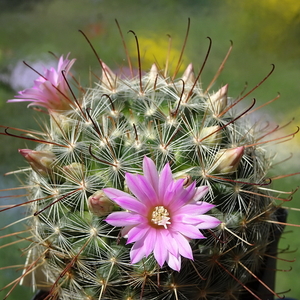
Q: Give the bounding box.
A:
[1,24,298,300]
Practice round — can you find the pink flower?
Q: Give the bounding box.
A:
[8,54,76,111]
[104,157,220,271]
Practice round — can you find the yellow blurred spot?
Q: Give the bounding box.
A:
[128,35,188,75]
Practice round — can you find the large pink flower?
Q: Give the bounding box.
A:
[8,54,76,111]
[104,156,220,271]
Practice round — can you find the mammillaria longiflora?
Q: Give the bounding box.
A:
[1,22,299,300]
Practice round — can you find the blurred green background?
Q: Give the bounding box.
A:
[0,0,299,299]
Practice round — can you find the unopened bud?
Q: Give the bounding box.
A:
[50,113,72,135]
[180,64,196,103]
[198,126,222,146]
[101,62,117,92]
[208,84,228,115]
[19,149,56,176]
[88,190,114,217]
[147,64,160,87]
[212,146,244,174]
[63,163,86,179]
[181,63,195,86]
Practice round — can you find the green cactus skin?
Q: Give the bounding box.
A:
[1,24,298,300]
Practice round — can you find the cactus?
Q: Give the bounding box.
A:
[1,22,299,300]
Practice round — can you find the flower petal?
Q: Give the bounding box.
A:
[111,196,147,215]
[127,224,150,244]
[125,173,158,206]
[171,223,205,239]
[143,227,157,257]
[175,202,215,216]
[181,181,197,202]
[193,186,209,202]
[143,156,159,193]
[162,178,185,207]
[164,179,196,212]
[166,252,181,271]
[160,230,179,258]
[105,212,142,227]
[121,225,134,237]
[130,228,157,263]
[130,239,147,264]
[158,162,173,199]
[103,187,136,201]
[196,215,221,229]
[196,202,216,213]
[174,233,193,260]
[153,231,168,267]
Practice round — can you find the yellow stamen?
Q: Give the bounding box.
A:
[151,206,171,229]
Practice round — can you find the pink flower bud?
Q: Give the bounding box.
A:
[19,149,56,176]
[208,84,228,115]
[213,146,244,174]
[88,191,114,217]
[181,63,195,86]
[179,63,196,103]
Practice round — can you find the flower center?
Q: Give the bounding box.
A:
[151,205,171,229]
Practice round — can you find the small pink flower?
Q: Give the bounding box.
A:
[104,156,220,271]
[8,54,76,111]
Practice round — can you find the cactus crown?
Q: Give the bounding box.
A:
[1,20,299,300]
